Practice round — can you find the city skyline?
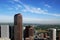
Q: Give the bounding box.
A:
[0,0,60,24]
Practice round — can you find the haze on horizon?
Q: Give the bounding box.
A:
[0,0,60,24]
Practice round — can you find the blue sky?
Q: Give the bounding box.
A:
[0,0,60,24]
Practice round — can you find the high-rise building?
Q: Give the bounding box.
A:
[14,13,22,40]
[24,26,30,39]
[48,28,56,40]
[57,29,60,40]
[9,25,14,40]
[1,25,9,38]
[29,26,34,37]
[29,26,34,40]
[24,26,34,40]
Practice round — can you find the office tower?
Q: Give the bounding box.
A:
[24,26,34,40]
[29,26,34,36]
[24,26,30,39]
[9,26,11,39]
[29,26,34,40]
[48,28,56,40]
[14,13,22,40]
[9,25,14,40]
[1,25,9,38]
[57,29,60,40]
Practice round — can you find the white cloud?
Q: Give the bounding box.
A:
[45,4,51,8]
[22,5,60,16]
[22,5,48,14]
[10,0,60,17]
[23,18,60,24]
[15,4,22,10]
[8,0,22,11]
[8,4,22,11]
[12,0,48,14]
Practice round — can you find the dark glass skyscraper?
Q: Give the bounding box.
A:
[24,26,34,40]
[14,13,22,40]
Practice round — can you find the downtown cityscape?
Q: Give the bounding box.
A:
[0,13,60,40]
[0,0,60,40]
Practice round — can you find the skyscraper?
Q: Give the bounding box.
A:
[29,26,34,37]
[24,26,30,39]
[1,25,9,38]
[9,25,14,40]
[57,29,60,40]
[29,26,34,40]
[24,26,34,40]
[14,13,22,40]
[48,28,56,40]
